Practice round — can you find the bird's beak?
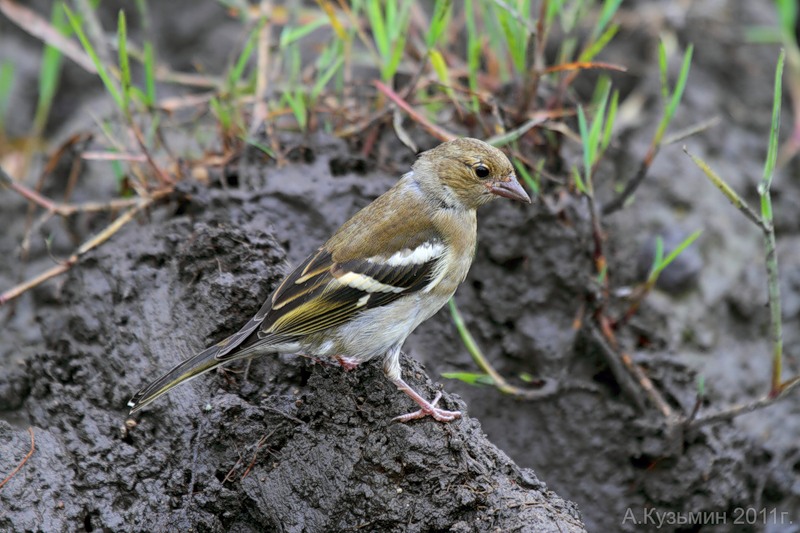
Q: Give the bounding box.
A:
[488,174,531,203]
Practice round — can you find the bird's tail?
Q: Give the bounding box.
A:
[128,343,228,414]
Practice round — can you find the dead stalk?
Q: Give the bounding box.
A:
[0,428,35,491]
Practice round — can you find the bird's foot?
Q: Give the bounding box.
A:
[335,355,359,372]
[391,391,462,423]
[390,377,462,424]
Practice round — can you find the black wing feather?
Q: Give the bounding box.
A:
[217,241,445,360]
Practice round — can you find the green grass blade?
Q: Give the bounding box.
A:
[429,49,457,104]
[64,4,124,111]
[588,80,611,153]
[0,62,14,129]
[760,48,785,197]
[381,2,411,81]
[659,230,702,271]
[210,97,231,130]
[279,18,329,49]
[426,0,452,49]
[601,90,619,153]
[118,10,132,116]
[657,40,669,101]
[654,44,693,144]
[495,4,526,73]
[594,0,622,39]
[311,56,344,102]
[284,90,308,130]
[228,19,263,92]
[775,0,798,38]
[513,157,540,195]
[441,372,494,386]
[572,165,588,195]
[143,40,157,106]
[577,104,592,185]
[465,0,480,112]
[34,3,68,133]
[579,23,619,63]
[649,230,702,282]
[366,1,388,59]
[745,26,783,44]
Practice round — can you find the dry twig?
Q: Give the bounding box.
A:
[0,428,35,491]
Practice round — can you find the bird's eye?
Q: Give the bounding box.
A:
[474,165,490,179]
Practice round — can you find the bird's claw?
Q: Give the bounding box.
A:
[391,392,462,423]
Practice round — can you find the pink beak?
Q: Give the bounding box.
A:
[489,174,531,203]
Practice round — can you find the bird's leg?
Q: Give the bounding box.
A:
[335,355,359,371]
[383,348,461,423]
[389,377,462,423]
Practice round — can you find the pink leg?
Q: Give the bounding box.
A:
[390,377,461,423]
[335,355,359,371]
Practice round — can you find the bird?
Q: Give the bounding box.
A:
[128,137,531,423]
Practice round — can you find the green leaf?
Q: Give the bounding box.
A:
[0,62,15,128]
[654,44,693,145]
[760,48,784,196]
[279,18,329,49]
[64,4,124,111]
[283,90,308,130]
[513,157,539,195]
[744,26,783,44]
[426,0,452,49]
[366,1,389,59]
[579,23,618,63]
[572,165,588,195]
[228,19,263,92]
[775,0,798,38]
[594,0,622,39]
[441,372,494,386]
[696,374,706,396]
[657,40,669,101]
[465,0,480,112]
[118,10,131,116]
[648,230,702,283]
[34,3,67,133]
[601,90,619,153]
[143,41,157,106]
[311,56,343,102]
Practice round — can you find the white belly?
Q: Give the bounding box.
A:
[319,290,451,363]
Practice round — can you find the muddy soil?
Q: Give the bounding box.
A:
[2,1,800,532]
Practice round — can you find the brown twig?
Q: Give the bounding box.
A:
[542,61,627,74]
[1,165,149,216]
[81,151,148,162]
[685,377,800,430]
[373,80,456,142]
[0,427,35,491]
[588,322,647,411]
[1,165,58,212]
[241,432,274,480]
[590,320,676,421]
[0,0,96,72]
[128,123,174,185]
[0,192,168,306]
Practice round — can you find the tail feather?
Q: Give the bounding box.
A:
[128,343,228,414]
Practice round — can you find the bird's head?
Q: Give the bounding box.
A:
[412,137,531,210]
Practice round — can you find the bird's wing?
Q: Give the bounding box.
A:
[217,177,449,360]
[219,237,446,362]
[260,240,445,338]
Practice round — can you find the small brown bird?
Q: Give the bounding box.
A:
[128,138,531,422]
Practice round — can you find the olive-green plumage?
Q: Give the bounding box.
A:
[128,137,530,422]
